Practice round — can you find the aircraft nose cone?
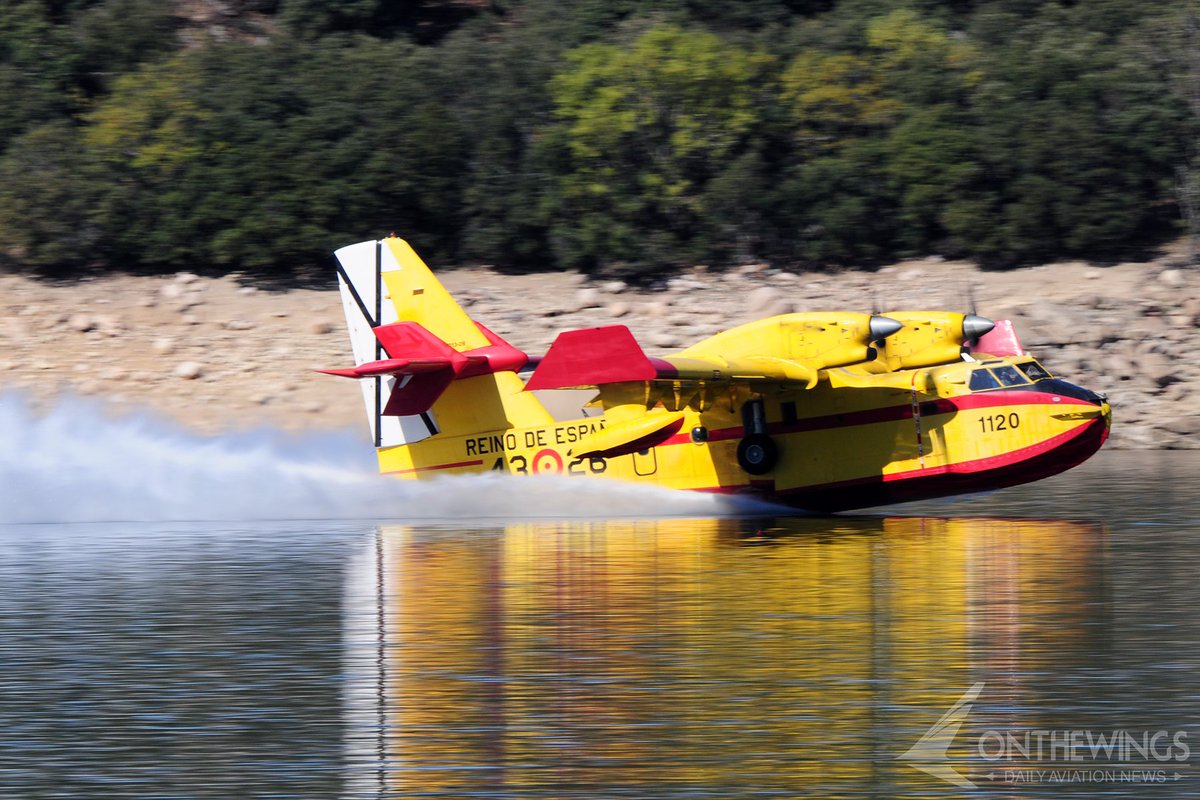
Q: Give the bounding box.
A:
[962,314,995,341]
[869,315,904,341]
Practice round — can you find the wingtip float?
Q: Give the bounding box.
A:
[320,236,1110,511]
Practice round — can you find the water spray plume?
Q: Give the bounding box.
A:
[0,394,742,524]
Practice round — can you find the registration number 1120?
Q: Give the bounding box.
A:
[978,412,1020,433]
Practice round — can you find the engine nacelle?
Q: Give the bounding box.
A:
[680,312,902,371]
[879,312,994,370]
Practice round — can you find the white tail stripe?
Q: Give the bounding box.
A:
[333,240,434,449]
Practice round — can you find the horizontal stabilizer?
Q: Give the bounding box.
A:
[525,326,658,390]
[374,320,461,363]
[317,319,529,416]
[570,411,686,458]
[317,358,454,379]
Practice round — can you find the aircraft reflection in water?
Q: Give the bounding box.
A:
[341,517,1107,798]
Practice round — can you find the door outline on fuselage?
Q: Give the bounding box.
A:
[633,448,658,476]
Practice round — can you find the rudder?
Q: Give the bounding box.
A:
[333,237,474,447]
[331,236,551,451]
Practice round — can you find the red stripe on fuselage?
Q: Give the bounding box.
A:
[384,459,485,475]
[658,389,1093,447]
[938,390,1093,412]
[877,416,1100,485]
[696,415,1108,511]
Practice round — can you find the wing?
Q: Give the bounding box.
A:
[522,320,893,458]
[522,313,990,459]
[524,315,904,392]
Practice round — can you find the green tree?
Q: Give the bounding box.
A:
[437,8,573,269]
[278,0,490,43]
[547,24,773,270]
[72,0,179,95]
[82,36,471,273]
[781,138,899,263]
[968,7,1190,262]
[780,50,901,152]
[884,106,981,254]
[0,0,1193,276]
[866,8,977,106]
[0,121,110,269]
[83,48,222,267]
[776,9,981,261]
[0,1,77,152]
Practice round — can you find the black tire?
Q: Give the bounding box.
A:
[737,434,778,475]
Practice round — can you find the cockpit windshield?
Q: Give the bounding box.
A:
[992,365,1030,387]
[968,369,1001,391]
[968,363,1035,392]
[1018,360,1051,381]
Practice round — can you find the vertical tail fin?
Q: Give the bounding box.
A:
[331,237,551,450]
[333,237,479,448]
[375,238,492,352]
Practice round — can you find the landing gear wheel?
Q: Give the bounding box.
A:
[737,434,778,475]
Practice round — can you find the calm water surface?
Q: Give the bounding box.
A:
[2,450,1198,799]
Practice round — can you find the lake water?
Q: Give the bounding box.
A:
[1,398,1198,798]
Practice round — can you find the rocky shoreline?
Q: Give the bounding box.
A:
[1,246,1196,449]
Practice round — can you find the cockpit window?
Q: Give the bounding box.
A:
[1018,360,1051,381]
[992,365,1030,386]
[969,369,1001,391]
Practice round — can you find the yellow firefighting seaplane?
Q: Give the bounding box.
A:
[320,236,1111,512]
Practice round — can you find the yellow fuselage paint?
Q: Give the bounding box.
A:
[375,355,1111,512]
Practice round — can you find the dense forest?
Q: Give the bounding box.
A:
[0,0,1197,277]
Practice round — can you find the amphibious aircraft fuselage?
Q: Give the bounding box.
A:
[322,237,1110,512]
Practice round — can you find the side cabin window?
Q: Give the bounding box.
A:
[969,369,1001,391]
[992,365,1030,387]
